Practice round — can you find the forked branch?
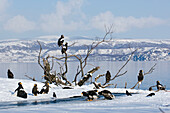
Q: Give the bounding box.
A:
[110,49,138,81]
[144,63,157,75]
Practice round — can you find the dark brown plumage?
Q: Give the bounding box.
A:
[81,90,98,101]
[58,35,64,47]
[15,82,27,99]
[87,90,98,97]
[15,82,24,92]
[105,70,111,84]
[126,90,132,96]
[61,42,68,54]
[146,93,155,97]
[82,91,91,100]
[40,82,50,94]
[32,84,39,96]
[7,69,14,79]
[138,70,144,82]
[53,92,57,98]
[156,81,165,90]
[98,90,115,100]
[149,87,152,91]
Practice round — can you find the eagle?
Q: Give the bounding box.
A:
[57,35,64,47]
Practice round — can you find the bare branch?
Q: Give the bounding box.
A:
[73,25,113,84]
[117,71,128,78]
[68,42,76,47]
[125,82,127,89]
[95,74,105,82]
[114,84,117,88]
[56,61,64,74]
[101,84,114,88]
[144,63,157,75]
[110,49,138,81]
[88,66,100,74]
[25,75,36,81]
[50,58,54,71]
[131,81,139,89]
[37,41,44,70]
[159,108,165,113]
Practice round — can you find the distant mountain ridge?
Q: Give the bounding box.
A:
[0,36,169,62]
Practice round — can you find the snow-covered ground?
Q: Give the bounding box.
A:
[0,78,170,113]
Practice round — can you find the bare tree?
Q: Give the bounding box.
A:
[37,25,138,87]
[37,41,55,84]
[49,25,114,86]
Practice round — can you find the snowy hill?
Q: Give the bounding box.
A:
[0,78,170,113]
[0,36,170,62]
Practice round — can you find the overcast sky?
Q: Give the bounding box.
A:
[0,0,170,40]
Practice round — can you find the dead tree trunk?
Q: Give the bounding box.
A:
[77,66,100,86]
[37,41,55,84]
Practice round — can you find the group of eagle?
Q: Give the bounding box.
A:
[9,71,165,100]
[12,81,51,99]
[58,35,68,54]
[7,35,166,100]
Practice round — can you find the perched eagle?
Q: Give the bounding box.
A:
[61,42,68,54]
[58,35,64,47]
[105,70,111,84]
[138,70,144,84]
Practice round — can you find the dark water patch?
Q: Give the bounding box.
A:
[113,92,138,97]
[0,93,130,109]
[0,97,85,109]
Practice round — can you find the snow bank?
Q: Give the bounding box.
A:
[0,78,170,113]
[0,77,153,102]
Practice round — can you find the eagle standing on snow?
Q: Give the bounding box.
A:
[32,84,39,96]
[7,69,14,79]
[98,90,115,100]
[156,81,165,90]
[81,90,98,101]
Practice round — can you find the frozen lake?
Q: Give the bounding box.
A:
[0,61,169,90]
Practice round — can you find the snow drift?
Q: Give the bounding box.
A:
[0,77,170,113]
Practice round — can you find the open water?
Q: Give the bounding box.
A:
[0,61,169,90]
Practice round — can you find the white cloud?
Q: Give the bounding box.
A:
[90,11,165,33]
[0,0,9,13]
[40,0,85,33]
[4,15,36,33]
